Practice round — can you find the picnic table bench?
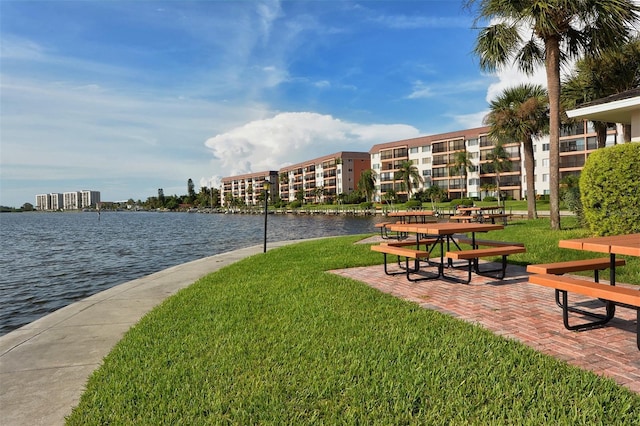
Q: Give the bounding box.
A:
[375,221,405,240]
[527,233,640,350]
[481,213,512,224]
[527,257,627,329]
[370,244,437,282]
[450,215,476,223]
[528,274,640,349]
[446,245,526,283]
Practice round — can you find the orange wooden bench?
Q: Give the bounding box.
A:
[371,244,439,282]
[528,273,640,350]
[445,245,526,283]
[449,215,475,223]
[527,258,626,282]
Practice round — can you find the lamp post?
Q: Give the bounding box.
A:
[263,178,270,253]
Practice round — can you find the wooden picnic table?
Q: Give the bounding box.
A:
[385,222,511,282]
[450,207,480,223]
[558,233,640,285]
[387,210,436,224]
[527,233,640,349]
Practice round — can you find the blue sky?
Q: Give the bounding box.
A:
[0,0,547,207]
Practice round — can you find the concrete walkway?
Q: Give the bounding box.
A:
[0,241,298,426]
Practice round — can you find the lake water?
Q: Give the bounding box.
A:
[0,211,386,336]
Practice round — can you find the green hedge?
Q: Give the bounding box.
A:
[580,143,640,236]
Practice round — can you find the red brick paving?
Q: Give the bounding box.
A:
[330,237,640,393]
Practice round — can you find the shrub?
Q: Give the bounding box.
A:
[580,143,640,236]
[483,196,497,202]
[404,200,422,209]
[449,199,474,208]
[562,186,584,226]
[359,201,374,209]
[288,200,302,209]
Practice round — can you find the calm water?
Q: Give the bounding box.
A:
[0,211,385,336]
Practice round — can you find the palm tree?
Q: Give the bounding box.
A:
[394,161,423,202]
[357,169,377,203]
[480,182,497,200]
[485,141,512,206]
[450,150,474,200]
[484,84,549,219]
[467,0,639,230]
[314,186,325,204]
[426,184,447,212]
[562,37,640,147]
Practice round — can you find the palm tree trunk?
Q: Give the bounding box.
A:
[545,37,562,230]
[595,121,608,149]
[523,137,537,219]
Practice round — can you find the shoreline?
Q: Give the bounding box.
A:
[0,240,305,426]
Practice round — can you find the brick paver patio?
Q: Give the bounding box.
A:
[330,237,640,394]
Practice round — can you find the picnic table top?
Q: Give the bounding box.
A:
[559,233,640,256]
[387,222,504,235]
[387,211,435,217]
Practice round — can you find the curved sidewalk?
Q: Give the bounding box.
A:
[0,241,298,426]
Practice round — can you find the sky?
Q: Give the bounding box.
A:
[0,0,551,208]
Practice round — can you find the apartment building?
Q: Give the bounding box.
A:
[369,127,522,201]
[219,120,624,206]
[278,152,370,204]
[36,190,100,211]
[370,122,620,202]
[220,171,278,207]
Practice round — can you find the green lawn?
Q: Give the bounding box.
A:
[67,219,639,424]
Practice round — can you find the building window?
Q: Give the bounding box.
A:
[542,174,549,182]
[542,158,549,167]
[410,147,419,154]
[468,138,478,146]
[422,170,431,177]
[421,157,431,164]
[372,163,380,170]
[543,143,550,151]
[469,178,480,186]
[422,146,431,152]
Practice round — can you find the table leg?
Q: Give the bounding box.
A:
[609,253,616,286]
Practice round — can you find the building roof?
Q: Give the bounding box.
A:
[369,126,490,153]
[221,170,277,182]
[279,151,369,172]
[566,87,640,124]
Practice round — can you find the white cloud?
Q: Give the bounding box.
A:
[485,65,548,103]
[204,112,419,175]
[451,110,489,129]
[407,81,433,99]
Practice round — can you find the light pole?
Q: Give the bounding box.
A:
[263,178,270,253]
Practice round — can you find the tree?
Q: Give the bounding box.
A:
[450,150,474,199]
[394,161,423,202]
[313,186,325,204]
[187,179,196,204]
[357,169,377,203]
[425,185,446,211]
[467,0,639,230]
[562,37,640,147]
[485,83,549,219]
[485,141,512,206]
[157,188,165,208]
[480,182,497,200]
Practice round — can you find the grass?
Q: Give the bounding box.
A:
[67,219,639,424]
